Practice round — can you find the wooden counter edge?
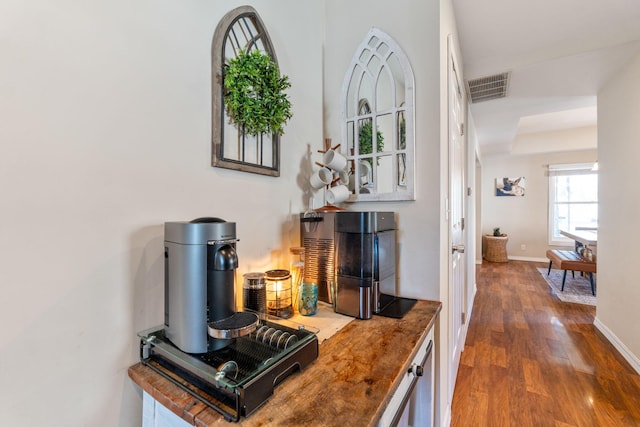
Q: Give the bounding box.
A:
[129,299,442,426]
[368,300,442,426]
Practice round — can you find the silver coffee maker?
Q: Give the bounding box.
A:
[164,217,257,354]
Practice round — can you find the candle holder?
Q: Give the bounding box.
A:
[265,269,293,318]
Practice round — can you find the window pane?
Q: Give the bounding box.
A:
[358,72,374,115]
[376,65,393,111]
[397,153,407,187]
[555,174,598,202]
[550,171,598,242]
[366,55,382,79]
[346,121,355,157]
[388,53,405,107]
[347,66,362,118]
[377,113,393,152]
[567,203,598,230]
[359,49,371,64]
[358,157,374,192]
[397,111,406,150]
[377,42,389,58]
[377,155,393,194]
[358,118,373,157]
[552,203,598,239]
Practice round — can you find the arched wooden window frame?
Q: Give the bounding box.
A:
[341,28,416,201]
[211,6,281,176]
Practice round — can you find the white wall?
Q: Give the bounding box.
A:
[324,0,442,300]
[0,1,324,425]
[596,52,640,368]
[324,0,462,425]
[512,125,597,155]
[481,147,597,260]
[0,1,472,425]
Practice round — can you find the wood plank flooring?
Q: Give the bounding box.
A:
[451,261,640,427]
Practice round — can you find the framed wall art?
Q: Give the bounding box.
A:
[496,177,525,196]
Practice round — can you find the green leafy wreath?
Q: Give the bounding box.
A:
[224,49,292,136]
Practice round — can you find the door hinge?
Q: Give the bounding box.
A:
[461,217,465,230]
[462,312,466,324]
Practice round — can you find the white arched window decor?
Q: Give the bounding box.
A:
[341,28,415,201]
[211,6,280,176]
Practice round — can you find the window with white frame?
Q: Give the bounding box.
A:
[548,163,598,245]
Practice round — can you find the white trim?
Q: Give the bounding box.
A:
[466,283,477,327]
[594,317,640,374]
[459,283,477,352]
[548,162,597,175]
[508,256,549,263]
[442,405,452,427]
[548,175,560,246]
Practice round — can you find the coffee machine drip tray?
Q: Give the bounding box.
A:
[138,316,319,422]
[207,311,259,339]
[377,293,417,319]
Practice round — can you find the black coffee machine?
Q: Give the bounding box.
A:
[334,211,397,319]
[164,217,257,353]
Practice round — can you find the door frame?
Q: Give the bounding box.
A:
[447,33,468,404]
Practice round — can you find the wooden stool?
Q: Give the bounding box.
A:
[546,249,596,295]
[484,235,508,262]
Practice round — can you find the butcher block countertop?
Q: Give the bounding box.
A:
[128,299,441,426]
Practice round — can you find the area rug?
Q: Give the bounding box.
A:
[537,267,596,306]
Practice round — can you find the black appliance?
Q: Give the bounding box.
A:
[334,211,397,319]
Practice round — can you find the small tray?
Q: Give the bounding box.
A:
[377,294,417,319]
[208,311,259,339]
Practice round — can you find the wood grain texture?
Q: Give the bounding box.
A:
[451,261,640,427]
[129,299,441,426]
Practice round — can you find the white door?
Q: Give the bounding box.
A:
[448,35,466,402]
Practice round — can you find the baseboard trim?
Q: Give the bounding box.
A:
[442,404,451,427]
[467,283,477,322]
[460,283,477,350]
[594,317,640,374]
[508,256,548,263]
[475,259,483,265]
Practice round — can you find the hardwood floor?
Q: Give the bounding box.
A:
[451,260,640,427]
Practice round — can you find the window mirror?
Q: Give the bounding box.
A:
[341,28,415,201]
[211,6,280,176]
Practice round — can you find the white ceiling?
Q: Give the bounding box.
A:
[452,0,640,156]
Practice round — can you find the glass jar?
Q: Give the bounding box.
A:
[243,272,266,316]
[289,247,305,312]
[265,269,293,319]
[298,282,318,316]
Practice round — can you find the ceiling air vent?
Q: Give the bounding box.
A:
[466,72,510,103]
